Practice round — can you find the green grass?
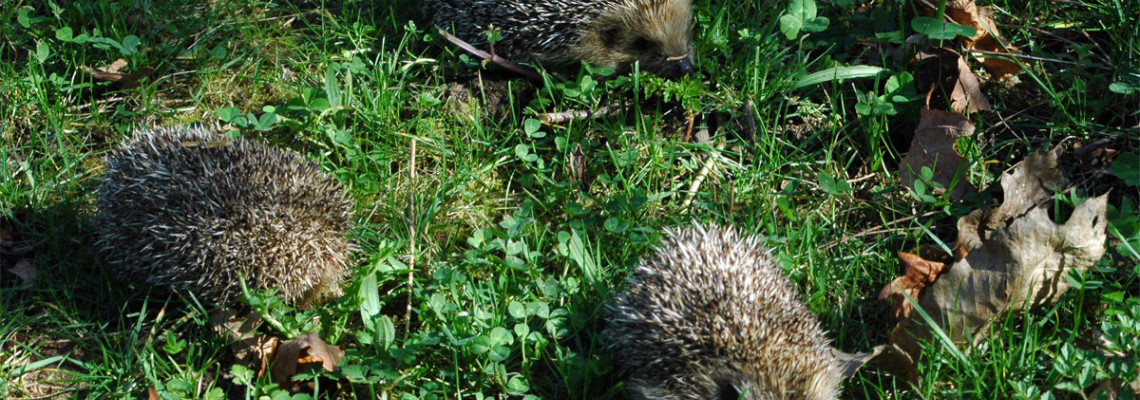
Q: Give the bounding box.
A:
[2,0,1138,399]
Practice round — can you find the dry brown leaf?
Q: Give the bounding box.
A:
[270,332,344,390]
[103,58,129,74]
[944,0,1025,80]
[878,252,949,319]
[880,150,1108,375]
[0,227,13,242]
[147,387,159,400]
[80,59,155,89]
[566,144,588,190]
[210,310,280,377]
[899,107,979,201]
[10,259,37,288]
[915,47,992,113]
[914,0,1024,80]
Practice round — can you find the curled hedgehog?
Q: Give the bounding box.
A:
[424,0,696,77]
[606,223,868,400]
[95,125,356,308]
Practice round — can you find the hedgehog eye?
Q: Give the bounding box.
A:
[631,37,653,53]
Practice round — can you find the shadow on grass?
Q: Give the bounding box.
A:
[1,200,233,398]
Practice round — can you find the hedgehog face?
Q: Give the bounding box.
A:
[574,0,694,77]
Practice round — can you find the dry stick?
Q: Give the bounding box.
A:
[1000,23,1114,66]
[404,139,417,339]
[681,135,726,209]
[822,210,942,250]
[682,111,695,143]
[436,28,543,81]
[537,103,622,124]
[965,48,1114,71]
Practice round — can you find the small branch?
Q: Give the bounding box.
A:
[681,135,726,209]
[964,48,1114,71]
[536,103,622,124]
[822,210,943,250]
[404,139,416,340]
[682,111,695,143]
[437,27,542,81]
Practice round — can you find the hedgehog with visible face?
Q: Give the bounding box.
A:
[606,223,864,400]
[424,0,695,77]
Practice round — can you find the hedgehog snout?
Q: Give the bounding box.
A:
[663,54,694,77]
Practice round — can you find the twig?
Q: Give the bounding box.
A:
[681,135,726,209]
[436,27,543,81]
[404,139,416,340]
[964,48,1114,71]
[537,103,622,124]
[682,111,695,143]
[999,23,1113,65]
[822,210,943,250]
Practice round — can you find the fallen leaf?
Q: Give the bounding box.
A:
[80,58,155,89]
[147,387,159,400]
[566,144,588,190]
[103,58,129,74]
[270,332,344,390]
[946,0,1025,80]
[0,227,13,242]
[881,150,1108,376]
[211,310,279,378]
[10,259,37,288]
[899,107,979,201]
[915,47,992,113]
[878,252,949,319]
[913,0,1025,80]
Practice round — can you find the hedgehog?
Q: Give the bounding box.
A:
[605,223,860,400]
[94,125,356,308]
[424,0,695,77]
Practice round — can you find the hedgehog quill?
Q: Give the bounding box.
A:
[424,0,696,77]
[95,126,356,308]
[606,223,872,400]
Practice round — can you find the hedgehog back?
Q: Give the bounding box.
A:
[424,0,694,75]
[605,224,846,400]
[425,0,603,62]
[96,126,355,307]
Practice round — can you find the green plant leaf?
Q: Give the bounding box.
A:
[55,27,73,42]
[35,42,50,63]
[119,35,140,55]
[794,65,887,88]
[912,17,976,40]
[779,15,804,40]
[803,16,829,33]
[1111,153,1139,186]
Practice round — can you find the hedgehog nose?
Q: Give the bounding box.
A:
[666,56,695,77]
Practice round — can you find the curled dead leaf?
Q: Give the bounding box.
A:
[915,47,992,114]
[899,107,979,201]
[270,332,344,391]
[914,0,1024,80]
[878,252,949,319]
[10,259,37,289]
[80,58,155,89]
[566,144,588,190]
[210,310,279,378]
[878,150,1109,377]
